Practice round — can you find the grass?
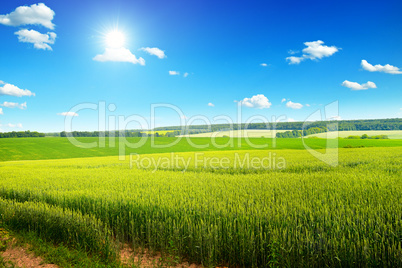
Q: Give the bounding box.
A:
[0,136,401,161]
[0,147,401,266]
[21,232,118,268]
[0,198,117,262]
[306,130,402,139]
[0,223,119,268]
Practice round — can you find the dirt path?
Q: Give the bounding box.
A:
[1,228,202,267]
[2,245,59,268]
[120,244,202,267]
[0,227,59,268]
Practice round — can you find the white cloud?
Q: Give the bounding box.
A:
[286,40,339,64]
[287,118,295,122]
[0,82,35,97]
[183,72,189,77]
[169,71,180,75]
[0,81,4,85]
[361,60,402,74]
[58,112,78,117]
[303,40,339,59]
[288,50,299,55]
[341,80,377,90]
[281,98,286,103]
[0,3,55,29]
[15,29,56,50]
[286,101,303,109]
[0,108,3,115]
[286,56,304,64]
[0,101,27,109]
[238,94,272,109]
[140,47,166,59]
[208,102,214,107]
[93,48,145,65]
[260,63,268,67]
[306,104,311,107]
[7,123,23,128]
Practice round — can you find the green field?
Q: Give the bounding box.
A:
[0,137,401,266]
[0,146,401,266]
[1,136,402,162]
[306,130,402,139]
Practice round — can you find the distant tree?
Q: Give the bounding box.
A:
[346,136,360,139]
[0,131,46,138]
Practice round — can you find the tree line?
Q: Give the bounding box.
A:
[0,131,45,138]
[60,131,146,137]
[276,127,329,138]
[154,118,402,132]
[59,129,213,138]
[346,134,389,139]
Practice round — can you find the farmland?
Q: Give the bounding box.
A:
[0,136,401,267]
[143,130,176,135]
[181,129,402,139]
[1,0,401,266]
[178,129,289,138]
[1,136,401,162]
[305,130,402,139]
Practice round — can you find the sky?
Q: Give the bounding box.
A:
[0,0,401,132]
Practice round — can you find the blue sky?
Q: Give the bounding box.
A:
[0,0,401,132]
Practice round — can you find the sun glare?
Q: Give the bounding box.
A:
[105,30,125,48]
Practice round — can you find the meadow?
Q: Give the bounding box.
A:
[1,136,401,161]
[0,136,401,267]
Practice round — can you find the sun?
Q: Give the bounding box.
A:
[105,30,126,48]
